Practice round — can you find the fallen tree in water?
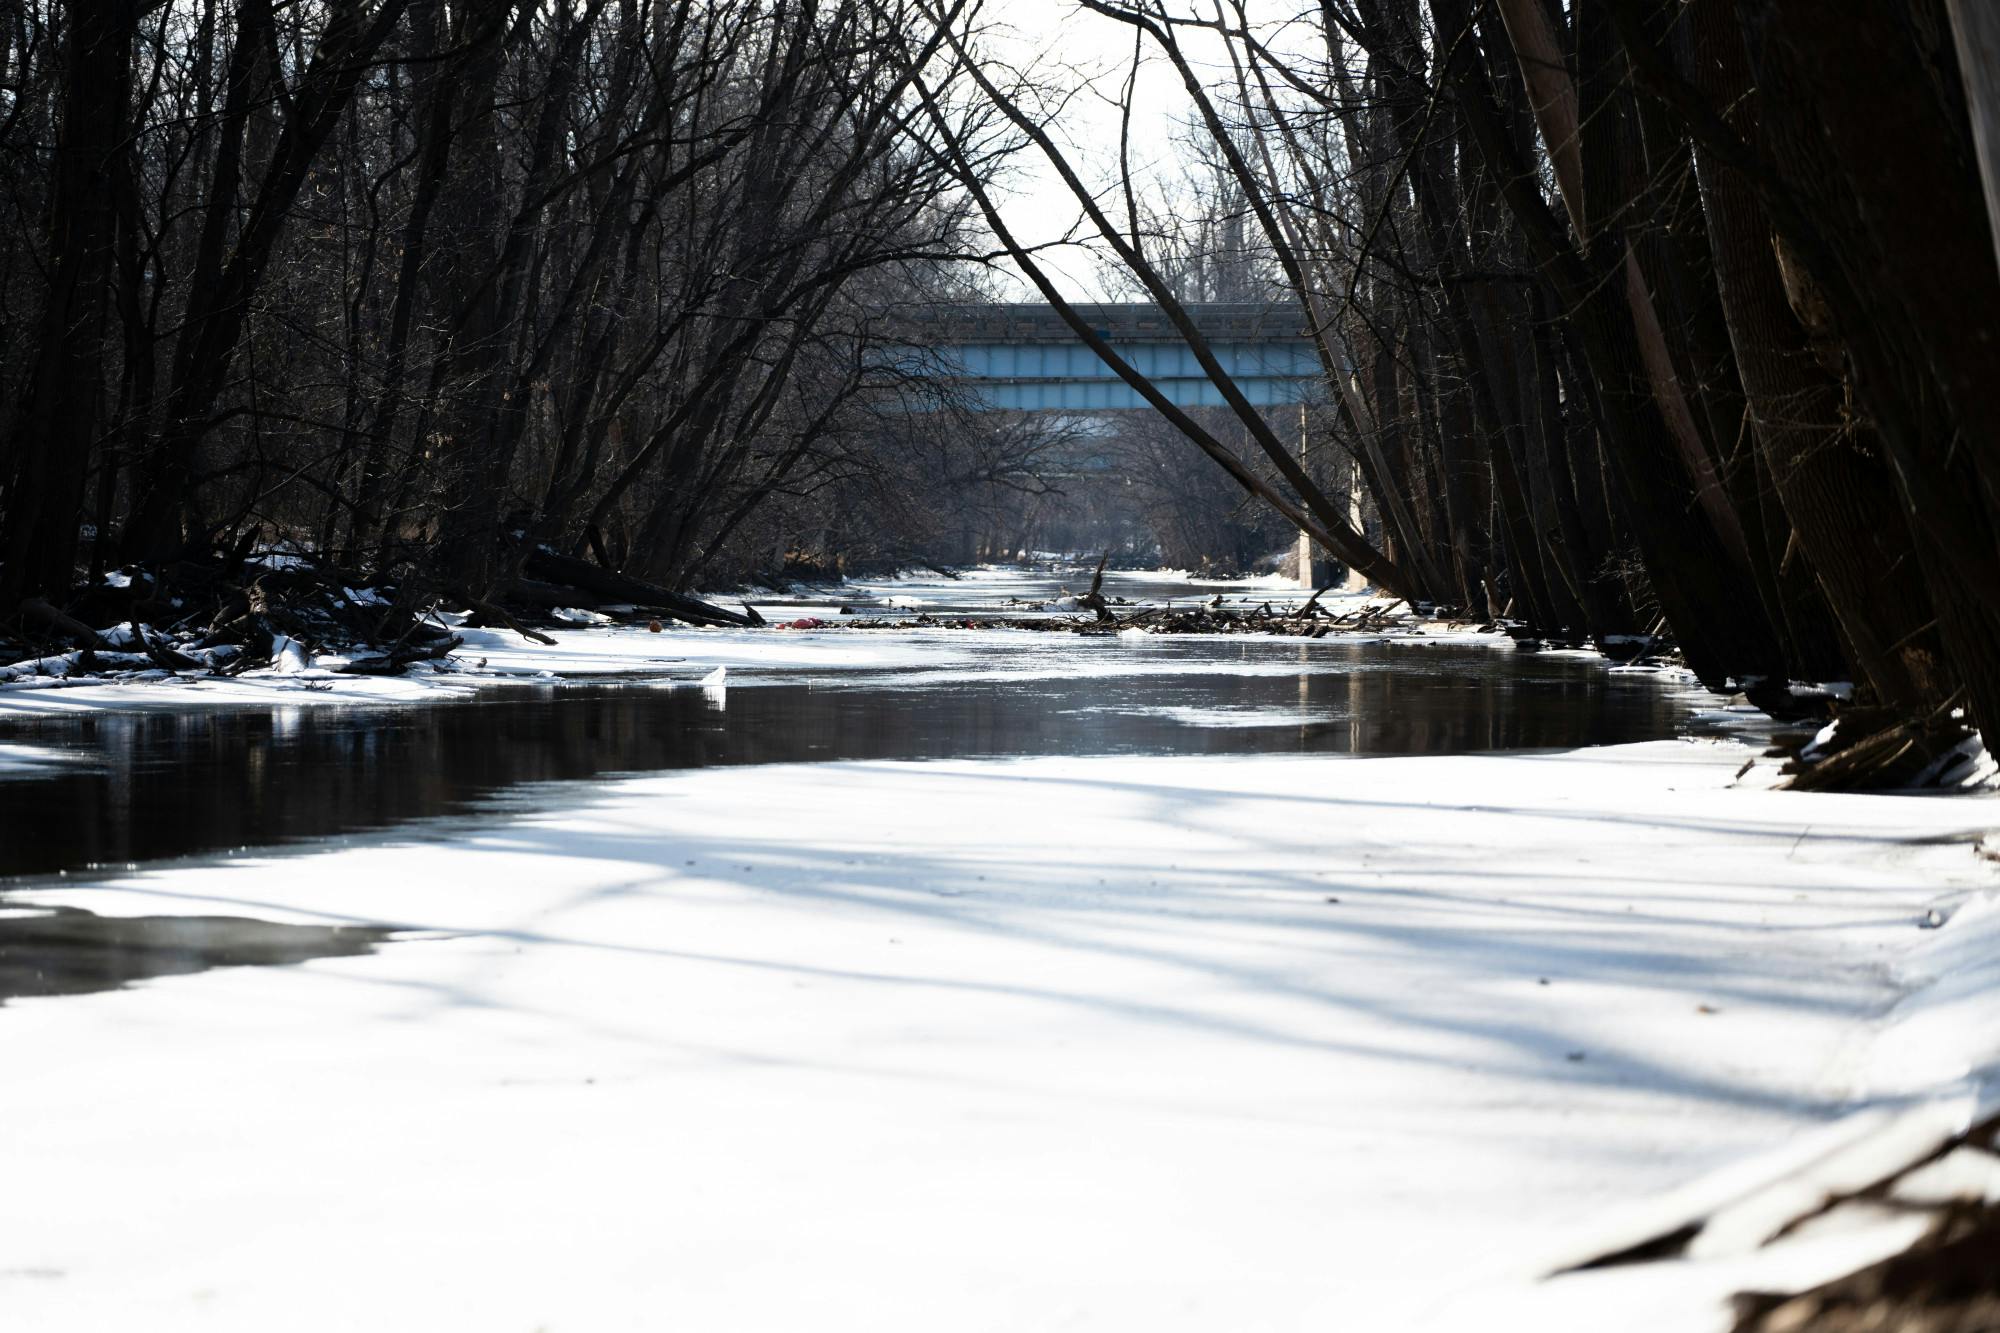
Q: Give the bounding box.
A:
[836,593,1495,642]
[520,548,762,629]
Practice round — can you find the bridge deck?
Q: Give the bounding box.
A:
[893,303,1324,410]
[897,301,1312,345]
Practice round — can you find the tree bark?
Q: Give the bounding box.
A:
[1670,0,1953,713]
[1433,0,1784,687]
[0,0,139,603]
[123,0,411,562]
[1737,0,2000,736]
[1944,0,2000,280]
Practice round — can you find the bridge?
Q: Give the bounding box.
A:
[894,302,1324,411]
[890,300,1354,588]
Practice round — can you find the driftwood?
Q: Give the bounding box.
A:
[339,634,463,675]
[868,592,1429,639]
[1728,1111,2000,1332]
[134,623,204,673]
[459,596,558,646]
[1337,598,1405,628]
[1782,701,1974,791]
[1076,552,1113,622]
[0,649,153,681]
[4,546,486,683]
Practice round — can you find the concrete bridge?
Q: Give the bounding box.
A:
[894,302,1323,410]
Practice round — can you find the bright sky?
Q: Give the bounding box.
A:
[963,0,1290,300]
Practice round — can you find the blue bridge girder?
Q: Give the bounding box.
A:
[893,301,1326,411]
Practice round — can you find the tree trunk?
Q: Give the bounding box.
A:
[1674,0,1953,712]
[1738,0,2000,737]
[123,0,410,562]
[1944,0,2000,279]
[0,0,138,603]
[1434,0,1785,687]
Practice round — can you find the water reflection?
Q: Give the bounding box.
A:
[0,905,396,1003]
[0,640,1702,880]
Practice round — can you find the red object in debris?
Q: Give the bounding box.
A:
[779,617,827,630]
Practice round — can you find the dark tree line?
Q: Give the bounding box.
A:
[913,0,2000,769]
[0,0,1054,618]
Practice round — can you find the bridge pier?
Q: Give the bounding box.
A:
[1295,410,1371,593]
[1294,496,1371,591]
[1296,529,1333,590]
[1339,454,1371,593]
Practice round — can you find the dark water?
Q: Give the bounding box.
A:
[0,906,395,1003]
[0,639,1706,880]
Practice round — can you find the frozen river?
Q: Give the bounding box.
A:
[0,633,1714,879]
[1,569,1989,1333]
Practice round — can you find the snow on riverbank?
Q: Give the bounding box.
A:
[2,738,1994,1331]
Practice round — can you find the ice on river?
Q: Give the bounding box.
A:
[2,736,1996,1331]
[0,586,1493,717]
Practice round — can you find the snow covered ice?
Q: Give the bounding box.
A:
[1,646,1996,1331]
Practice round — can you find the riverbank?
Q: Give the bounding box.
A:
[2,734,1995,1330]
[0,568,1508,717]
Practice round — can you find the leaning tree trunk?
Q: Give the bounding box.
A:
[1737,0,2000,740]
[1663,0,1957,715]
[1627,84,1846,682]
[1944,0,2000,315]
[1433,0,1785,688]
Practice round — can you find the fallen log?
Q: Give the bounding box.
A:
[19,597,107,650]
[340,634,463,676]
[1783,702,1974,791]
[500,578,609,613]
[135,623,205,673]
[522,548,759,627]
[1,649,152,681]
[459,596,558,646]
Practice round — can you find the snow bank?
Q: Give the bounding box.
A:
[1866,885,2000,1107]
[2,738,1993,1331]
[1420,795,2000,1330]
